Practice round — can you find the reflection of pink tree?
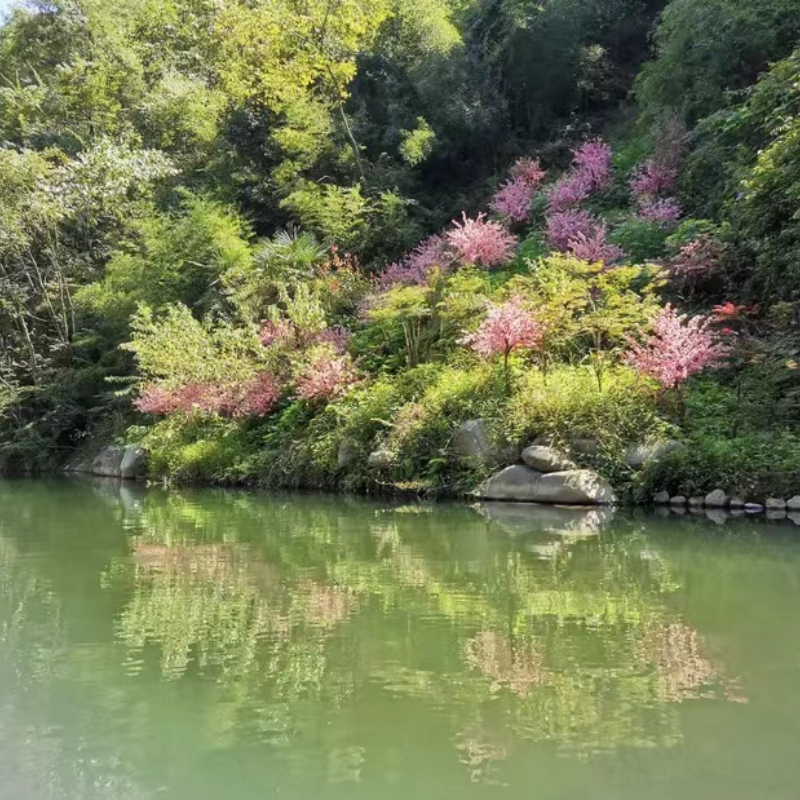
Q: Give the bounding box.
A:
[464,630,544,697]
[461,296,543,392]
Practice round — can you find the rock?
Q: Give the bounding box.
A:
[728,497,745,509]
[669,496,687,506]
[476,502,614,537]
[786,496,800,511]
[120,446,147,480]
[337,438,359,469]
[766,498,787,510]
[91,445,124,478]
[704,489,729,508]
[572,437,600,455]
[367,449,395,469]
[689,496,705,508]
[521,445,576,473]
[653,490,670,505]
[451,419,498,468]
[744,503,765,513]
[474,466,615,506]
[624,440,682,470]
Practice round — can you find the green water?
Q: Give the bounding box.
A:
[1,480,800,799]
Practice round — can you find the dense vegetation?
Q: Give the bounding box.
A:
[1,0,800,501]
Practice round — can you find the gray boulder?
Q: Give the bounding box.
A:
[572,437,600,455]
[729,497,745,509]
[653,490,671,505]
[766,498,787,510]
[91,446,124,478]
[474,465,615,506]
[368,449,395,469]
[704,489,729,508]
[670,495,687,506]
[689,496,705,508]
[451,419,497,468]
[337,438,359,469]
[786,496,800,511]
[120,446,147,480]
[521,445,576,473]
[625,440,683,470]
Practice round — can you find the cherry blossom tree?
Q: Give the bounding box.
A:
[636,197,682,226]
[491,158,546,221]
[567,226,625,265]
[377,233,454,289]
[630,159,678,199]
[546,171,593,211]
[446,212,517,268]
[545,209,595,251]
[625,305,731,392]
[461,295,544,390]
[572,139,613,191]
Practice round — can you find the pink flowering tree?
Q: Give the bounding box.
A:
[446,212,517,268]
[377,234,454,289]
[461,295,544,392]
[545,209,595,251]
[491,158,546,222]
[295,349,359,403]
[630,160,678,200]
[668,235,722,284]
[567,225,626,265]
[625,305,731,407]
[546,139,613,212]
[636,198,682,226]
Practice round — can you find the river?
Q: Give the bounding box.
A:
[0,478,799,798]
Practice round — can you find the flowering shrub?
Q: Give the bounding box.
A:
[572,139,613,191]
[511,158,546,186]
[314,324,352,353]
[631,159,678,199]
[625,305,731,389]
[446,212,517,268]
[545,209,595,251]
[461,296,544,371]
[259,318,295,348]
[296,350,359,401]
[491,158,546,221]
[567,227,625,265]
[546,171,592,211]
[668,235,722,281]
[136,373,281,417]
[377,234,453,288]
[637,198,682,226]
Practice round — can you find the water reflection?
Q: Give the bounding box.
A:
[0,479,799,798]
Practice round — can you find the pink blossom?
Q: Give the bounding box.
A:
[136,374,281,418]
[377,234,454,289]
[637,197,682,225]
[668,236,722,281]
[491,177,535,221]
[546,171,593,211]
[227,373,281,417]
[461,296,544,360]
[572,139,613,191]
[296,352,358,402]
[510,158,546,187]
[446,212,517,268]
[545,209,595,251]
[567,225,625,265]
[631,159,678,199]
[625,305,731,389]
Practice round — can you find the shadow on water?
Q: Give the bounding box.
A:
[0,478,800,798]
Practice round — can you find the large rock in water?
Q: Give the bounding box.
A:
[91,446,124,478]
[451,419,497,468]
[120,446,147,479]
[521,445,576,473]
[474,465,615,505]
